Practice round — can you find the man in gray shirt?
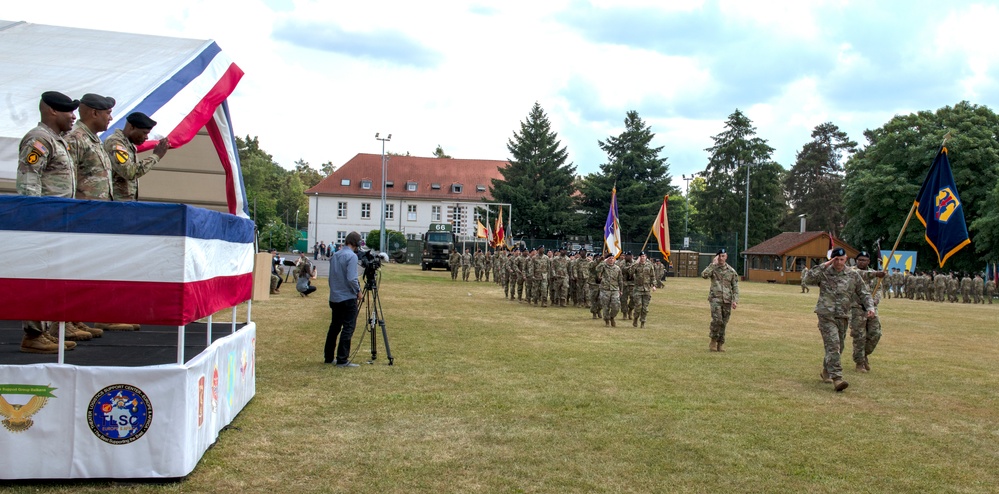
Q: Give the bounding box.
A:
[325,231,362,367]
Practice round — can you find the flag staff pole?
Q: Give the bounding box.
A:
[873,132,952,293]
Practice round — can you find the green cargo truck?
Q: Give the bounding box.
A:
[422,223,457,270]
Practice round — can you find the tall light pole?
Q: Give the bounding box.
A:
[295,209,300,231]
[743,160,752,277]
[376,132,391,252]
[313,193,319,251]
[682,174,693,248]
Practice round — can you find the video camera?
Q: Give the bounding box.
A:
[359,249,389,283]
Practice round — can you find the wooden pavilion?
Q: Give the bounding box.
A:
[743,231,859,284]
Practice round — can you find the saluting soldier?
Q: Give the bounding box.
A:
[104,112,169,201]
[701,248,739,352]
[629,252,657,327]
[16,91,81,354]
[850,251,884,373]
[803,247,873,392]
[596,253,624,326]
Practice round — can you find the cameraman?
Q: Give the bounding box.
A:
[325,231,362,367]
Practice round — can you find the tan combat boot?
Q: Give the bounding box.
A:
[605,318,610,326]
[820,368,833,383]
[633,318,638,327]
[856,363,868,373]
[640,321,645,328]
[864,358,871,372]
[610,318,616,327]
[96,322,138,331]
[21,333,58,354]
[833,378,849,392]
[709,339,718,352]
[56,322,93,341]
[716,342,725,352]
[75,322,103,338]
[42,333,76,350]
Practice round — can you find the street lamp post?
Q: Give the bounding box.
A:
[295,209,300,231]
[313,193,319,252]
[682,174,693,247]
[743,160,752,277]
[376,132,392,252]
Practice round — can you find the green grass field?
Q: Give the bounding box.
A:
[14,264,999,493]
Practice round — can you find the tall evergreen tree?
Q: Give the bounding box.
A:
[578,111,680,242]
[490,102,579,238]
[843,101,999,272]
[783,122,856,235]
[692,109,786,252]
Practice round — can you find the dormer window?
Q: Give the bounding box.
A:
[431,183,441,190]
[476,185,486,192]
[386,181,394,188]
[361,180,372,190]
[340,179,350,186]
[451,184,463,194]
[406,182,417,192]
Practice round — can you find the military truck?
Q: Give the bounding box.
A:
[421,223,457,271]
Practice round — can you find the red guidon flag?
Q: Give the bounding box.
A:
[652,195,670,261]
[493,208,505,248]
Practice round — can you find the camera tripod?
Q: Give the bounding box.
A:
[357,271,394,365]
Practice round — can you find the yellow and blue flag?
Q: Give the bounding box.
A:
[604,186,622,258]
[914,147,970,267]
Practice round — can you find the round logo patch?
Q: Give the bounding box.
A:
[114,149,129,164]
[26,151,40,165]
[87,384,153,445]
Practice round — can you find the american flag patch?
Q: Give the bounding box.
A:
[32,140,48,154]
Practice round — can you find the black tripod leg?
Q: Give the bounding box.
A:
[374,292,393,365]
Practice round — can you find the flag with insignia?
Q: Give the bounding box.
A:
[914,147,970,267]
[476,220,488,239]
[493,208,505,248]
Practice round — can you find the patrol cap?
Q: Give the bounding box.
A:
[41,91,79,112]
[831,247,846,258]
[79,93,116,111]
[716,248,727,255]
[126,112,157,129]
[855,250,870,259]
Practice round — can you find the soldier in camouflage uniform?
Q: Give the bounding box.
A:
[104,112,169,201]
[629,252,657,327]
[653,258,665,289]
[515,249,528,301]
[524,249,536,303]
[985,278,995,304]
[960,274,973,303]
[461,250,472,282]
[947,273,959,302]
[701,248,739,352]
[16,92,82,354]
[596,254,623,326]
[551,250,569,307]
[533,247,551,307]
[586,253,602,317]
[933,271,947,302]
[973,273,983,303]
[66,94,116,201]
[566,252,577,307]
[449,251,461,281]
[850,252,884,373]
[483,251,492,282]
[803,247,873,392]
[473,249,484,281]
[620,252,635,320]
[905,272,916,300]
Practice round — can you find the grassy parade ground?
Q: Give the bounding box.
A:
[13,263,998,493]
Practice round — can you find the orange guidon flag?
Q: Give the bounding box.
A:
[476,220,488,239]
[652,195,670,261]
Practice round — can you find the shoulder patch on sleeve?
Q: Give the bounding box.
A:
[32,140,48,154]
[114,149,129,164]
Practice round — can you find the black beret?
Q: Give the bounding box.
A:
[625,251,633,256]
[638,251,647,257]
[79,93,116,111]
[831,247,846,258]
[716,248,727,255]
[856,250,870,259]
[126,112,157,129]
[41,91,79,112]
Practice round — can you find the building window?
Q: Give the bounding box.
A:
[361,203,371,219]
[476,185,486,192]
[407,204,417,221]
[386,181,394,188]
[451,183,463,194]
[336,231,346,246]
[361,179,372,190]
[432,205,441,222]
[337,202,347,218]
[406,182,417,191]
[340,179,350,186]
[385,204,394,220]
[431,183,441,190]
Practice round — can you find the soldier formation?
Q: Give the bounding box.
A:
[873,268,992,304]
[16,91,169,354]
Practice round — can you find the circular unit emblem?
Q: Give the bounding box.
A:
[87,384,153,445]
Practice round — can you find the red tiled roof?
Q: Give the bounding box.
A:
[305,153,508,201]
[744,231,827,255]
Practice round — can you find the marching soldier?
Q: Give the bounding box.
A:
[473,248,484,281]
[960,273,973,303]
[596,253,623,326]
[850,251,884,373]
[449,250,461,281]
[461,249,472,282]
[973,273,984,304]
[551,250,569,307]
[586,253,602,318]
[803,247,873,392]
[701,248,739,352]
[629,252,657,328]
[986,277,996,304]
[620,252,635,320]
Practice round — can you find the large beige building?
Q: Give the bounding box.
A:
[305,153,508,249]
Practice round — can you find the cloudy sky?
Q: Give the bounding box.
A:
[9,0,999,189]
